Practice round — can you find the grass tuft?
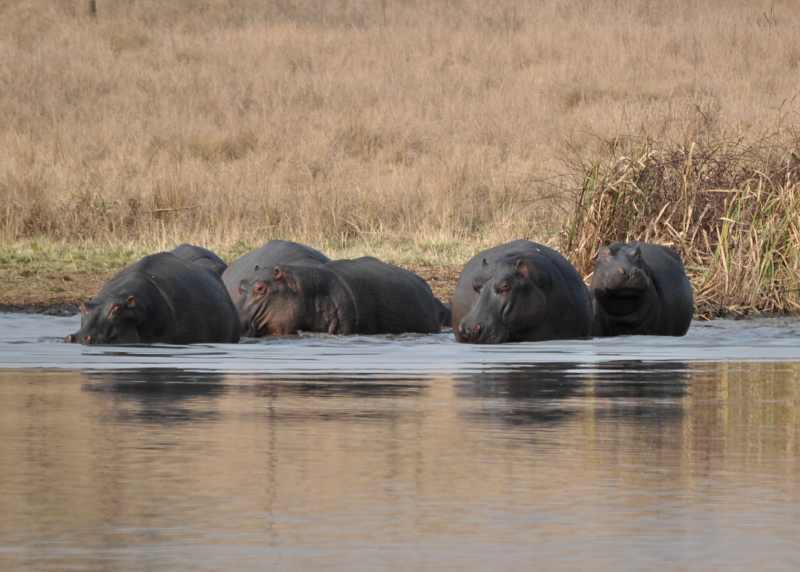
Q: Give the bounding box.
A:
[562,136,800,317]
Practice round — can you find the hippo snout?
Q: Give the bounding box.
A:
[457,321,482,342]
[65,333,94,345]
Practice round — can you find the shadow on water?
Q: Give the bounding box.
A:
[2,355,800,571]
[82,369,228,424]
[456,363,585,426]
[235,374,429,425]
[80,369,429,426]
[245,378,426,399]
[456,361,689,428]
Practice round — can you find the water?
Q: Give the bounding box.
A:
[1,313,799,570]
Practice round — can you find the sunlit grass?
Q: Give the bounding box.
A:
[0,236,477,279]
[2,1,800,313]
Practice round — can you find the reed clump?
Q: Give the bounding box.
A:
[562,136,800,317]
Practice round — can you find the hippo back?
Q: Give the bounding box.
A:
[503,242,593,339]
[636,242,693,335]
[170,243,227,276]
[326,257,442,334]
[83,253,240,344]
[222,240,330,306]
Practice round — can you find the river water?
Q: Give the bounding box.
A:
[1,313,799,571]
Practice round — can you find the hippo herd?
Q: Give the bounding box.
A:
[66,239,694,346]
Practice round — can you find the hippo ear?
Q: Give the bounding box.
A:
[515,258,529,279]
[519,259,552,289]
[275,267,299,292]
[630,245,643,261]
[472,278,484,293]
[107,303,122,319]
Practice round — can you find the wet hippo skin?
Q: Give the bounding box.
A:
[453,240,593,344]
[170,243,228,276]
[66,252,240,345]
[237,256,446,336]
[590,242,693,337]
[222,240,330,310]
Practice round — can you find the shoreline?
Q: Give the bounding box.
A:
[0,303,80,316]
[1,264,462,317]
[0,303,774,321]
[0,244,783,320]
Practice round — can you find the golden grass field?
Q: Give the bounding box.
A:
[1,0,799,313]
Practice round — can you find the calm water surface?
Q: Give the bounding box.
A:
[1,313,799,571]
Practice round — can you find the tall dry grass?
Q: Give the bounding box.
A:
[563,136,800,317]
[1,0,799,268]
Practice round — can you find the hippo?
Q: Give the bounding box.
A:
[238,256,444,336]
[453,240,593,343]
[590,242,693,336]
[170,243,227,276]
[222,240,330,309]
[436,301,453,329]
[66,252,240,345]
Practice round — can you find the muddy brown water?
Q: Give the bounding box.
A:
[1,313,799,571]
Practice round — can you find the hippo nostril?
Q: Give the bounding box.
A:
[84,335,92,344]
[472,324,481,335]
[65,334,76,343]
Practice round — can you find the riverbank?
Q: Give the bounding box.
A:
[0,240,464,315]
[0,229,796,319]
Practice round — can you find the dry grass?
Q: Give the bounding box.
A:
[1,0,800,311]
[563,136,800,317]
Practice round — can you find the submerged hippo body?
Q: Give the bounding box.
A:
[590,242,693,337]
[170,243,227,276]
[453,240,593,344]
[67,253,240,345]
[222,240,330,308]
[238,257,444,336]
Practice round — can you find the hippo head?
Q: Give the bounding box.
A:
[65,296,142,345]
[238,265,307,337]
[456,256,550,344]
[590,244,654,318]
